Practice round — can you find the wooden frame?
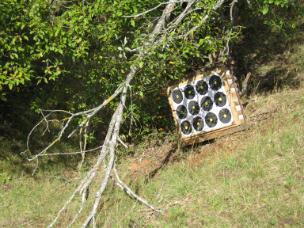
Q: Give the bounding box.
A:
[167,68,246,145]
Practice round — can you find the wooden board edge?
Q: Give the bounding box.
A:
[167,68,225,90]
[181,124,249,146]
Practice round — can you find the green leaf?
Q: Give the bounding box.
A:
[261,6,269,15]
[138,61,144,68]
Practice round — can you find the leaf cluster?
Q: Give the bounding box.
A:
[0,0,302,139]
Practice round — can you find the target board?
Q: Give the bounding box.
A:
[167,69,246,145]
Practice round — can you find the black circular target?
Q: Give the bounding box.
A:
[205,112,218,128]
[214,92,227,107]
[172,89,183,104]
[181,120,192,135]
[219,108,232,124]
[201,96,213,111]
[193,116,204,131]
[195,80,208,95]
[188,101,199,115]
[176,105,187,119]
[209,75,222,91]
[184,85,195,99]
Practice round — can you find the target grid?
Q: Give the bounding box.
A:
[170,74,234,137]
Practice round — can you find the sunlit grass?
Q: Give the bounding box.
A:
[1,82,304,227]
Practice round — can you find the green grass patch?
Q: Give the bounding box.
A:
[1,89,304,227]
[96,89,304,227]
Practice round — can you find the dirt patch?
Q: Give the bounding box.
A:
[0,183,13,191]
[127,142,175,179]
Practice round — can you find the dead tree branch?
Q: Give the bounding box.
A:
[123,0,187,18]
[25,0,231,226]
[113,167,161,212]
[184,0,225,37]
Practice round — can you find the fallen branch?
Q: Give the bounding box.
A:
[123,0,187,18]
[47,1,177,226]
[25,0,233,226]
[113,167,161,213]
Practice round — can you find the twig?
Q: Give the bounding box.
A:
[82,150,115,228]
[241,72,252,96]
[33,145,103,157]
[78,120,89,169]
[230,0,238,23]
[183,0,225,37]
[118,136,128,149]
[113,167,161,213]
[123,0,187,18]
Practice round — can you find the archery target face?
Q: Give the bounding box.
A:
[170,74,234,137]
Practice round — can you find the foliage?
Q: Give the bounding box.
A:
[0,0,302,140]
[249,0,303,31]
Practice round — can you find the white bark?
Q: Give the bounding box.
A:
[26,0,231,226]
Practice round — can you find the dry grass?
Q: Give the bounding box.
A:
[97,87,304,227]
[1,84,304,228]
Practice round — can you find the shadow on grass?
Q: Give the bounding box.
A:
[0,137,84,177]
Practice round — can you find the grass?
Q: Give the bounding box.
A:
[2,87,303,227]
[1,31,304,227]
[96,89,304,227]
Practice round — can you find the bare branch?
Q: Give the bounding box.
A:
[82,150,115,228]
[118,136,128,149]
[27,113,73,161]
[26,83,125,161]
[25,112,51,155]
[230,0,238,23]
[36,0,230,226]
[184,0,225,37]
[123,0,187,18]
[41,109,73,115]
[166,0,196,30]
[33,145,103,157]
[78,120,89,169]
[152,0,177,35]
[113,167,161,213]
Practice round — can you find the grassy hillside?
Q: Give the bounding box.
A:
[1,87,304,227]
[103,88,304,227]
[1,32,304,227]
